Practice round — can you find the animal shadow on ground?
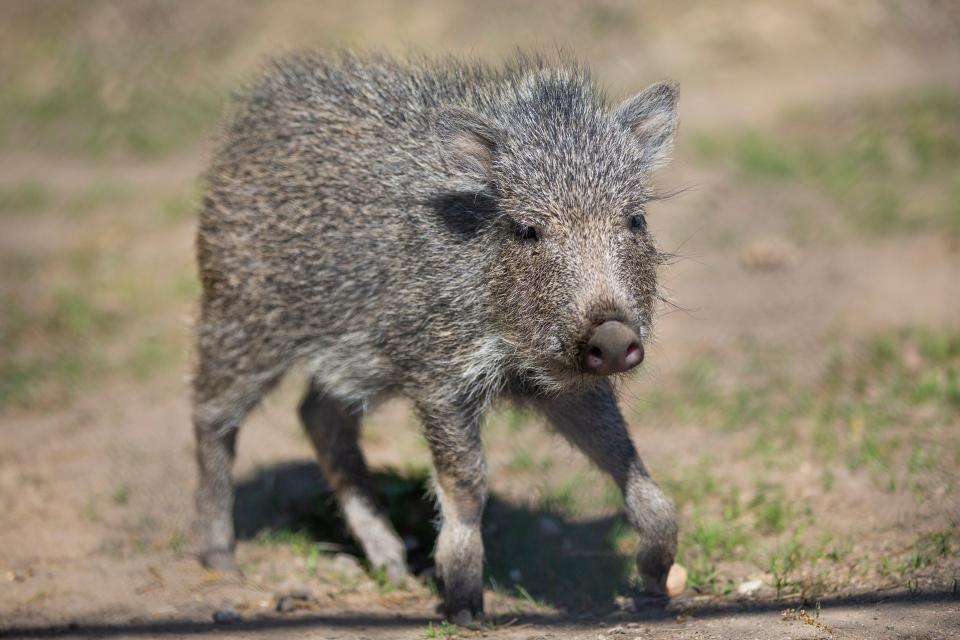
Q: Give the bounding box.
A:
[234,461,636,611]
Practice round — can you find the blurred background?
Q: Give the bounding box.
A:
[1,0,958,633]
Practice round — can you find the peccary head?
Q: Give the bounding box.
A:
[435,67,678,392]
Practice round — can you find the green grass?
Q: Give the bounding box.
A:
[0,195,200,408]
[112,483,130,506]
[732,132,797,179]
[667,470,820,596]
[0,181,52,214]
[80,499,99,523]
[768,534,811,599]
[371,566,403,594]
[0,47,225,158]
[692,92,960,236]
[422,621,459,639]
[750,482,789,535]
[69,180,137,215]
[168,528,187,553]
[0,285,118,408]
[127,334,176,382]
[1,179,185,222]
[947,180,960,235]
[513,583,547,609]
[173,270,201,299]
[52,286,109,336]
[158,187,201,224]
[681,513,748,592]
[643,328,959,480]
[538,474,583,515]
[254,528,318,556]
[904,530,954,571]
[507,448,536,472]
[646,328,960,596]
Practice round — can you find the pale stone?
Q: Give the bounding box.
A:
[737,578,764,596]
[666,563,687,597]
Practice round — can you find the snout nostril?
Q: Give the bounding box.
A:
[624,341,644,367]
[585,346,605,371]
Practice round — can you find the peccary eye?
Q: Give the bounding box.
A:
[628,212,647,233]
[515,224,539,243]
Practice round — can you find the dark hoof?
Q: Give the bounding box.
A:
[446,607,483,628]
[636,572,667,595]
[629,591,669,611]
[442,590,484,628]
[200,548,239,574]
[635,550,672,596]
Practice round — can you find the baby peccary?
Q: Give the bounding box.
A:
[194,52,679,623]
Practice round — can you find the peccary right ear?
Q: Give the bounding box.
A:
[614,81,679,169]
[434,107,502,182]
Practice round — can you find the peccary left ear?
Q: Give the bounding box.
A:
[614,81,679,169]
[434,107,503,184]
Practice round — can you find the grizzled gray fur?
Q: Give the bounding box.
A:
[193,51,679,623]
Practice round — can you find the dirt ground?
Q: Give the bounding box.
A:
[2,2,959,639]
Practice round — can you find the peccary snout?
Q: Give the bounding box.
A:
[582,320,644,375]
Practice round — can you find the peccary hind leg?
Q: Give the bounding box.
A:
[299,381,408,582]
[418,399,487,625]
[195,417,242,573]
[194,373,269,573]
[539,382,677,594]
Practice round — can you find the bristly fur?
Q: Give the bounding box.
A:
[193,50,680,621]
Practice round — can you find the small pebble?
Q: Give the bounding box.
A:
[739,236,798,271]
[737,578,764,596]
[212,607,242,624]
[666,563,687,597]
[613,594,635,612]
[286,587,314,601]
[330,552,364,576]
[275,596,297,613]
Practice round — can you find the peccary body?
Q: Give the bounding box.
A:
[194,52,679,622]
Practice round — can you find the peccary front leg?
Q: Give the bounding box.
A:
[417,399,487,625]
[299,382,408,582]
[538,381,677,594]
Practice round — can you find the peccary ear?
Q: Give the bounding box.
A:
[434,107,502,182]
[615,81,679,169]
